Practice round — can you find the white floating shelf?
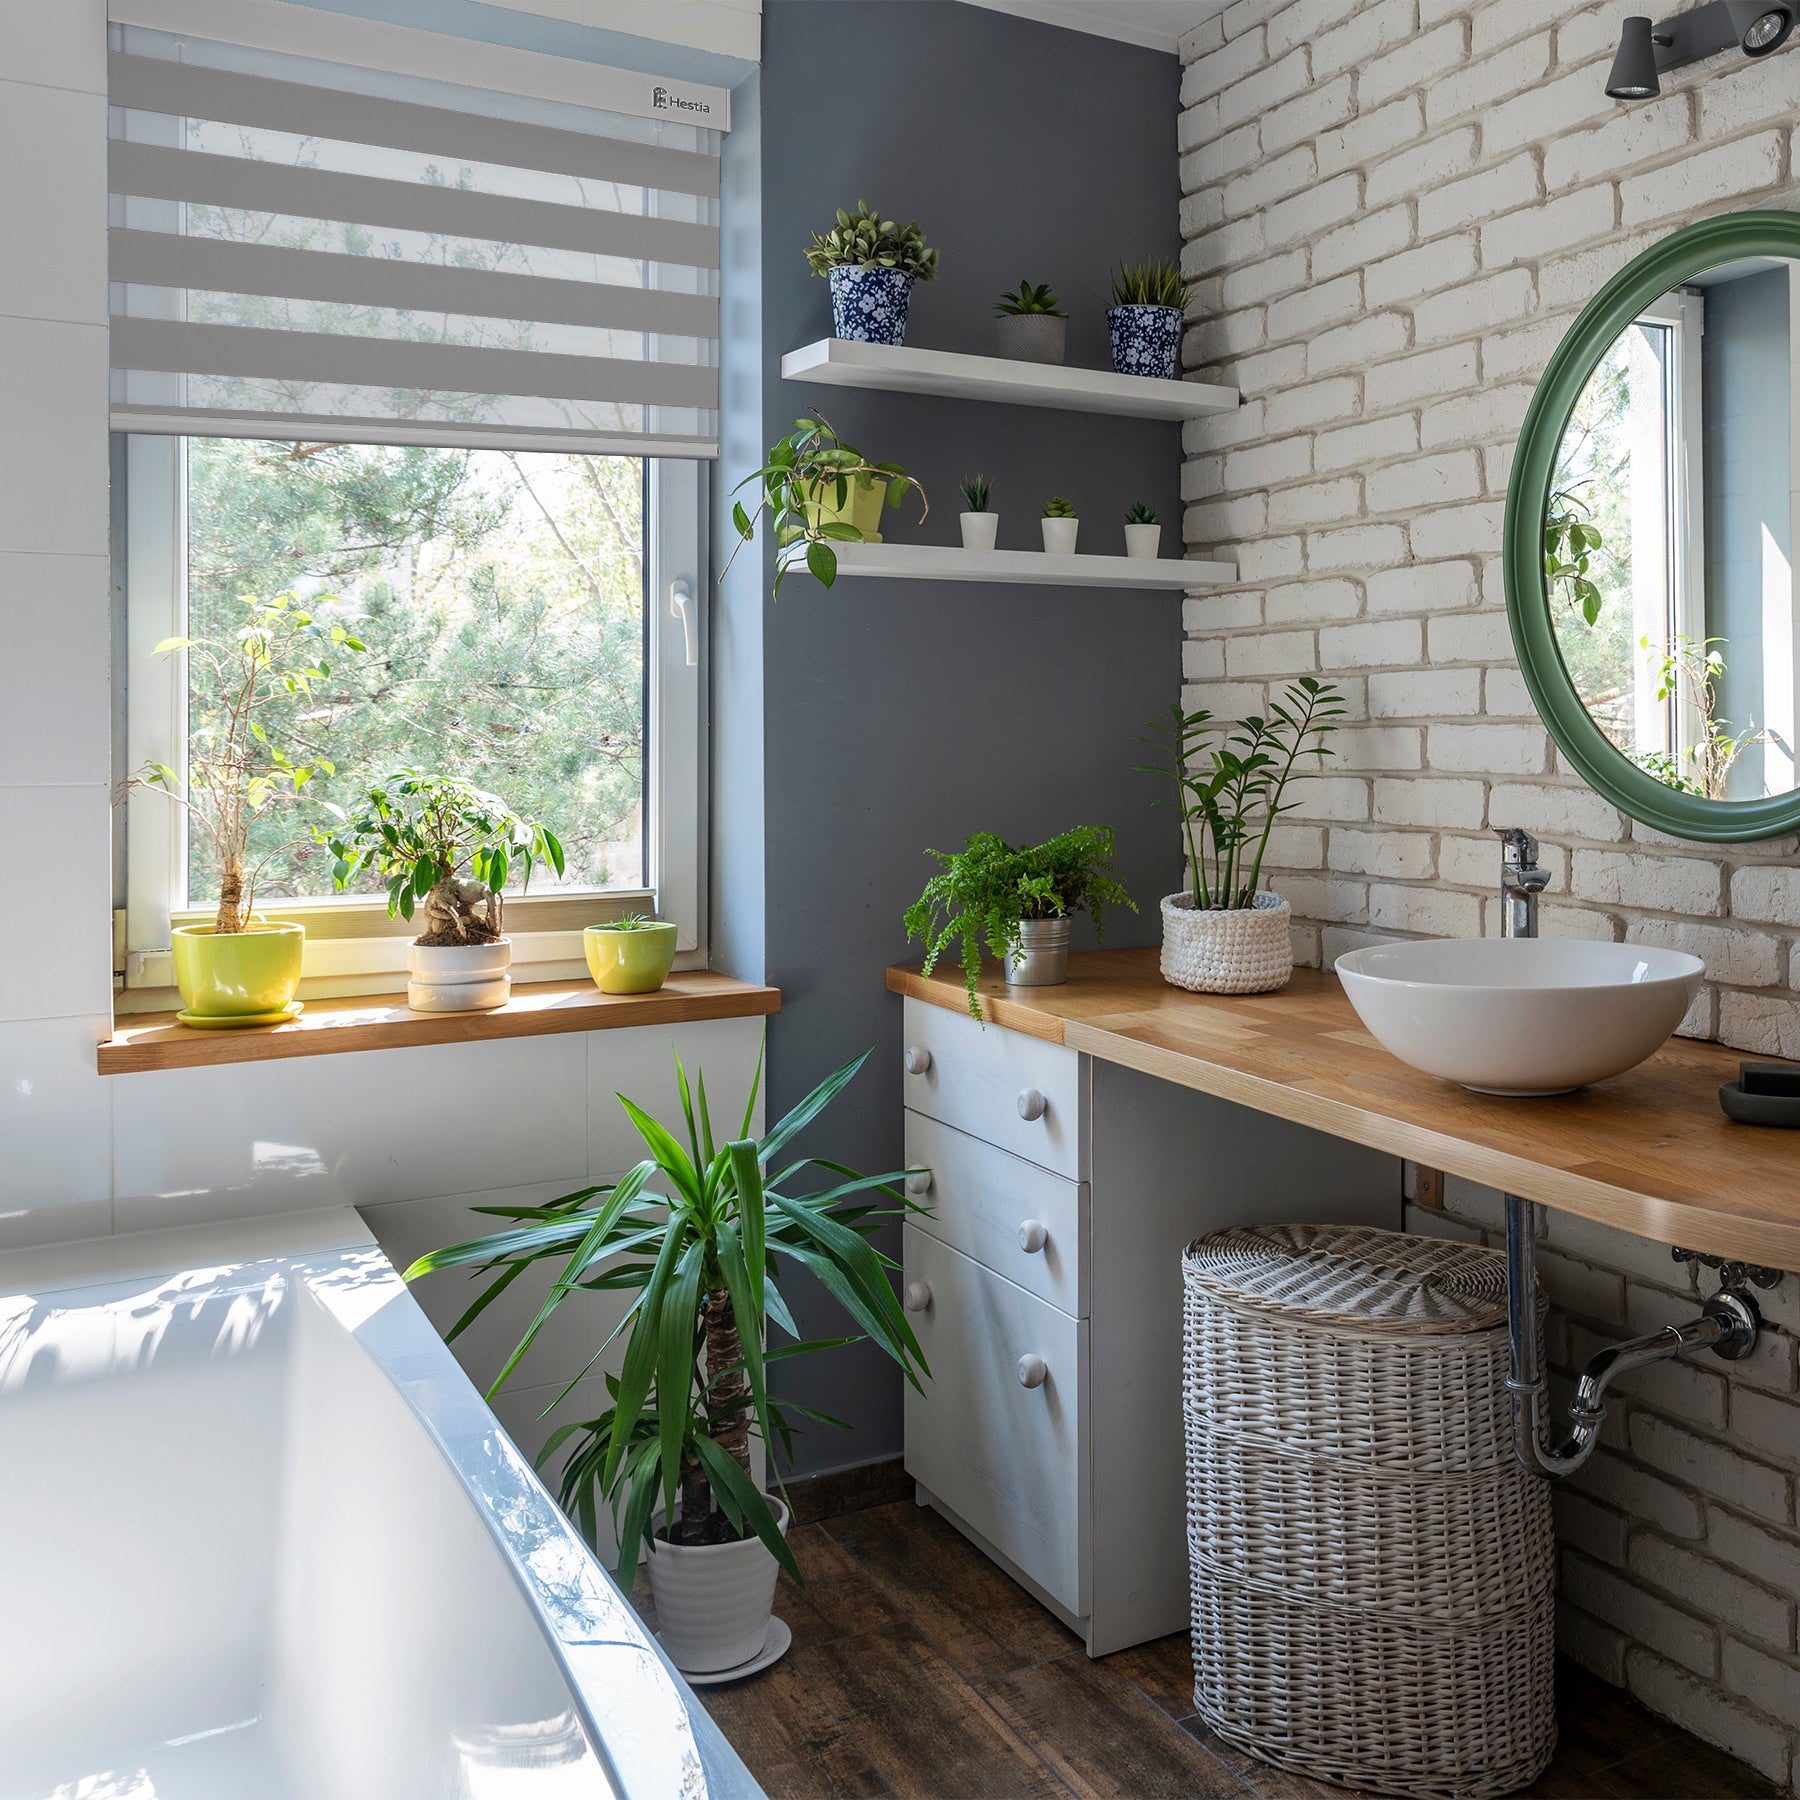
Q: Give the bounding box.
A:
[781,542,1235,590]
[781,338,1238,420]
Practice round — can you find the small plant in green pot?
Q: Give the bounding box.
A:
[1041,494,1079,556]
[584,914,679,994]
[994,279,1068,365]
[1107,258,1196,380]
[1124,502,1161,560]
[904,826,1135,1019]
[806,201,940,346]
[959,473,998,552]
[123,592,367,1027]
[319,770,564,1013]
[1136,677,1343,995]
[724,411,927,594]
[405,1046,928,1676]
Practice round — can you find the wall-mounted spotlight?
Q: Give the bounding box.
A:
[1606,0,1796,98]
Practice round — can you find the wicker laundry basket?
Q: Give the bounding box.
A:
[1182,1224,1556,1800]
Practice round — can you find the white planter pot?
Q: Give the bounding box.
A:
[1041,516,1079,555]
[1160,892,1292,995]
[960,511,1000,551]
[1124,522,1162,560]
[407,937,512,1012]
[646,1500,789,1674]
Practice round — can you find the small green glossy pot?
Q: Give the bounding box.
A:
[172,919,305,1021]
[584,921,678,994]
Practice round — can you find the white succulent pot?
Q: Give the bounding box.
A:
[1124,522,1162,560]
[995,311,1066,365]
[960,511,1000,551]
[1160,891,1293,995]
[1041,516,1079,555]
[646,1500,789,1674]
[406,937,512,1012]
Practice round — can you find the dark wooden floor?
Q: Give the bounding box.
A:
[669,1489,1785,1800]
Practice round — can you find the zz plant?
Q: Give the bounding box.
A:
[804,202,940,279]
[904,826,1134,1019]
[406,1047,927,1591]
[1137,677,1344,912]
[320,769,564,944]
[724,411,927,593]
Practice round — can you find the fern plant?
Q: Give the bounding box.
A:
[904,826,1135,1019]
[995,279,1067,317]
[1042,495,1077,519]
[805,202,940,279]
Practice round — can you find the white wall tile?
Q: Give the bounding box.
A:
[0,784,113,1021]
[0,1014,111,1249]
[0,554,110,787]
[0,81,105,325]
[112,1032,589,1231]
[586,1016,767,1174]
[0,317,108,556]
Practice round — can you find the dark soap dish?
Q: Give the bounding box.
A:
[1719,1062,1800,1127]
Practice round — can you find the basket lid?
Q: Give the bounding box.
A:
[1183,1223,1509,1334]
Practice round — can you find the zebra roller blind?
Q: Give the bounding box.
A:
[108,0,726,456]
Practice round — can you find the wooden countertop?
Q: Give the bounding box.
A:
[887,948,1800,1271]
[100,971,780,1075]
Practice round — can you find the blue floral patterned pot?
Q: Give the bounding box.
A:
[829,265,915,345]
[1108,304,1182,379]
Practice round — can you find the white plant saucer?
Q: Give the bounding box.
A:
[664,1616,792,1686]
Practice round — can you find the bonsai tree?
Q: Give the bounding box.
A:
[405,1047,928,1590]
[124,591,366,933]
[904,825,1135,1019]
[804,202,940,280]
[995,279,1066,319]
[319,769,564,943]
[1136,677,1344,912]
[724,410,927,592]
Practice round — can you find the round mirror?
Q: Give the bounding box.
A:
[1505,211,1800,841]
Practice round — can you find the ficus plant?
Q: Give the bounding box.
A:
[405,1047,928,1592]
[804,202,940,279]
[722,411,927,593]
[904,826,1135,1020]
[123,591,367,934]
[1136,677,1344,912]
[319,769,564,945]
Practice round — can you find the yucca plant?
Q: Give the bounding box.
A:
[1042,495,1077,519]
[995,279,1066,318]
[1108,257,1197,311]
[804,202,940,279]
[1126,502,1159,524]
[405,1047,927,1592]
[960,473,992,512]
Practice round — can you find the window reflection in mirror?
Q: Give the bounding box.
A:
[1548,255,1800,801]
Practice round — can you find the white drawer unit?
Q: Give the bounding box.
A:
[901,995,1084,1178]
[904,1111,1086,1315]
[900,1000,1404,1656]
[901,1224,1088,1617]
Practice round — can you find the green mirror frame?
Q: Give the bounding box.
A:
[1503,208,1800,843]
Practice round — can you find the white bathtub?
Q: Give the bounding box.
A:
[0,1208,762,1800]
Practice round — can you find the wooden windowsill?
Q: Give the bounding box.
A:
[99,971,780,1075]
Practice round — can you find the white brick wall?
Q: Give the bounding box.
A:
[1181,4,1800,1784]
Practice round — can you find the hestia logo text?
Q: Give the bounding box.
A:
[652,85,712,116]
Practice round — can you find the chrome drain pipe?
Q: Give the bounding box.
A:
[1504,1193,1763,1476]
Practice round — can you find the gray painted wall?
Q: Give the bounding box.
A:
[713,0,1185,1475]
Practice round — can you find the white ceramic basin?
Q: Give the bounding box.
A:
[1335,937,1704,1096]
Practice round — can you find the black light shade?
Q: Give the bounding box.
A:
[1606,16,1662,97]
[1725,0,1795,54]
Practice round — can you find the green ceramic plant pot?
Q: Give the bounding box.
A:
[584,921,678,994]
[172,919,305,1023]
[798,475,886,543]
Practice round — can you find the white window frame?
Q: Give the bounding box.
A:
[120,434,705,1001]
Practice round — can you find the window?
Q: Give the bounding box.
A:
[121,435,703,992]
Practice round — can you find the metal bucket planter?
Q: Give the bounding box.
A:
[829,265,915,344]
[1004,915,1071,987]
[996,312,1066,365]
[1108,304,1182,379]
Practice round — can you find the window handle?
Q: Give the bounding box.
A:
[669,579,698,667]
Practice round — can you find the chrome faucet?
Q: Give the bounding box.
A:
[1496,828,1551,939]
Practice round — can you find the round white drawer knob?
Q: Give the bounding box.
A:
[905,1169,934,1198]
[904,1280,932,1313]
[1017,1354,1049,1389]
[1017,1220,1048,1254]
[1016,1086,1047,1122]
[904,1044,932,1076]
